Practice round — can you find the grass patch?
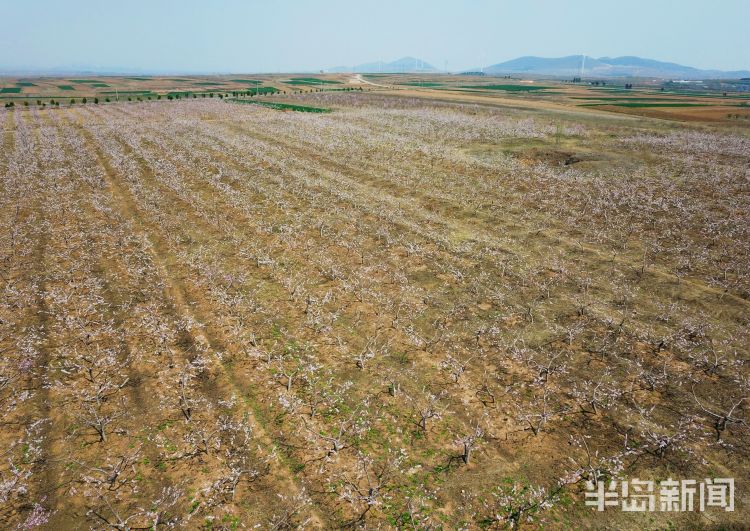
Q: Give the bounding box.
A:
[126,77,151,81]
[70,79,106,83]
[0,87,22,94]
[229,79,262,85]
[226,99,331,113]
[58,85,76,90]
[91,83,110,88]
[284,78,342,86]
[463,84,551,92]
[194,81,226,86]
[16,82,36,87]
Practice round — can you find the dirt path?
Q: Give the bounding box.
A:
[351,73,389,88]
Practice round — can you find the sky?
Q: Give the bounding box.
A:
[1,0,748,74]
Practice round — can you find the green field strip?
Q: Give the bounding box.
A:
[462,84,551,92]
[226,99,331,112]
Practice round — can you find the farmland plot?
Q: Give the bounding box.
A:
[0,95,748,529]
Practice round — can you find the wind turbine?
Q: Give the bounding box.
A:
[580,54,587,79]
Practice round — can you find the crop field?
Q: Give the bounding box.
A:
[1,85,749,529]
[343,74,750,123]
[226,99,331,112]
[3,73,745,125]
[463,84,552,92]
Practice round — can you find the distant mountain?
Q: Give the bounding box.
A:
[482,55,750,79]
[329,57,439,74]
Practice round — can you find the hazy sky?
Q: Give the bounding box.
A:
[2,0,748,73]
